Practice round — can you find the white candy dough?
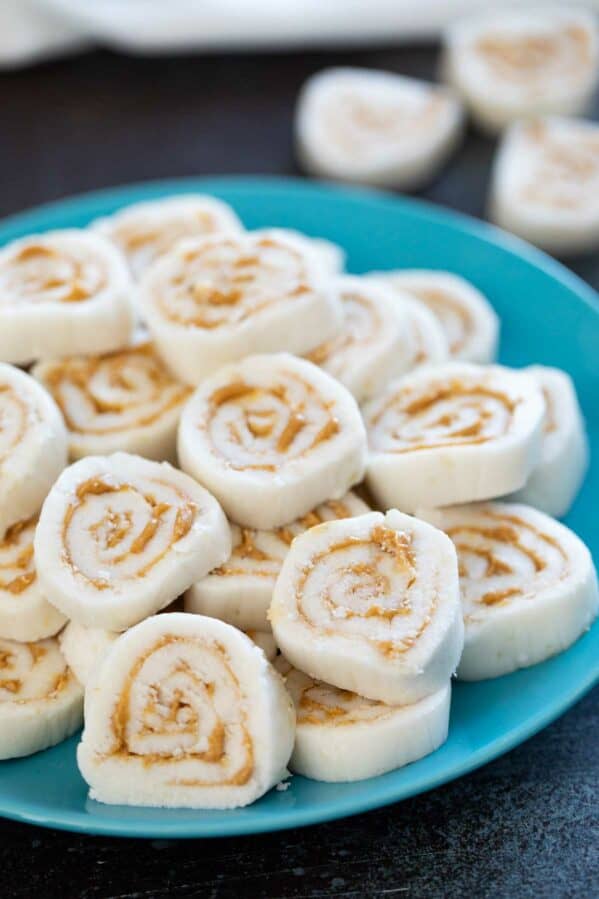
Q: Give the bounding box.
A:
[306,276,409,402]
[245,630,278,662]
[270,510,463,705]
[510,366,589,517]
[0,363,68,538]
[419,502,599,680]
[33,342,191,462]
[276,657,450,782]
[0,515,66,642]
[59,622,119,687]
[370,270,499,363]
[186,492,369,631]
[251,228,345,276]
[0,636,83,760]
[34,452,231,631]
[489,116,599,255]
[0,229,134,364]
[364,362,545,512]
[92,194,244,280]
[443,9,599,134]
[138,230,343,385]
[296,67,464,189]
[178,353,367,529]
[78,613,295,809]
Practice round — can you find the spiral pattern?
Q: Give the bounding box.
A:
[437,505,570,622]
[0,516,37,597]
[519,122,599,212]
[204,370,341,472]
[214,496,365,582]
[0,637,73,703]
[153,234,312,329]
[37,343,190,438]
[293,522,436,658]
[107,635,253,786]
[366,371,517,454]
[0,240,105,306]
[61,474,197,589]
[307,288,385,370]
[402,286,472,356]
[474,25,593,86]
[0,385,28,465]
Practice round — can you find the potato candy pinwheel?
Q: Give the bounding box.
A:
[306,276,409,403]
[138,230,343,385]
[77,613,295,809]
[0,230,134,364]
[419,503,599,681]
[251,228,345,276]
[34,452,231,631]
[33,342,191,462]
[276,658,451,782]
[0,363,68,539]
[369,270,499,364]
[0,515,66,642]
[270,510,463,705]
[364,362,545,512]
[186,492,369,631]
[178,353,367,529]
[91,194,244,280]
[0,637,83,760]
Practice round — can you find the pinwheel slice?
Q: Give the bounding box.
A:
[0,363,68,539]
[0,515,66,642]
[138,230,343,385]
[443,9,599,133]
[33,342,191,462]
[77,613,295,809]
[186,492,369,631]
[276,657,450,782]
[305,276,409,402]
[251,228,345,276]
[0,230,134,364]
[34,452,231,631]
[91,194,243,280]
[178,353,367,529]
[419,502,599,680]
[270,510,463,705]
[369,270,499,363]
[295,67,463,189]
[364,362,545,512]
[489,117,599,255]
[0,636,83,759]
[510,366,588,517]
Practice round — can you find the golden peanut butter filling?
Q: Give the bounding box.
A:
[0,384,29,464]
[519,122,599,211]
[0,516,37,596]
[61,476,197,589]
[0,242,106,305]
[474,25,592,85]
[404,286,472,355]
[307,290,383,369]
[293,525,436,658]
[203,371,340,471]
[107,635,254,786]
[443,509,569,619]
[156,235,311,329]
[39,343,190,436]
[0,638,72,702]
[367,377,517,454]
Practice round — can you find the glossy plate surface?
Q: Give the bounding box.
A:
[0,176,597,838]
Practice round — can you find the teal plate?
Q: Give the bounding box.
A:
[0,177,597,838]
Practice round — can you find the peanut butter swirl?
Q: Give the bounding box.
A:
[404,286,472,355]
[203,370,340,471]
[0,241,106,306]
[367,375,517,454]
[156,235,311,329]
[294,524,436,657]
[0,637,72,703]
[439,506,570,622]
[0,385,28,464]
[475,25,592,86]
[38,343,190,436]
[107,635,253,786]
[61,475,197,589]
[0,516,37,596]
[520,123,599,211]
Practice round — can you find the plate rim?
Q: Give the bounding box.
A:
[0,175,597,839]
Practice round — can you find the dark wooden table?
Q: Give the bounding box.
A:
[0,45,597,899]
